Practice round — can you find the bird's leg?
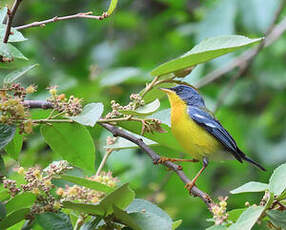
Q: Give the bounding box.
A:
[157,157,199,164]
[185,157,208,192]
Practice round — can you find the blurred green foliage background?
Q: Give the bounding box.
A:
[1,0,286,229]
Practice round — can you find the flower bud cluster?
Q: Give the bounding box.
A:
[211,196,228,225]
[3,161,72,214]
[47,86,82,116]
[141,118,165,135]
[0,83,36,134]
[57,171,118,204]
[3,179,20,197]
[105,94,144,119]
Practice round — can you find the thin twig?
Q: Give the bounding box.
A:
[95,149,113,177]
[3,0,23,43]
[99,122,214,210]
[15,12,108,31]
[23,99,214,210]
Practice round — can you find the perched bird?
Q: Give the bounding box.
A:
[160,85,265,191]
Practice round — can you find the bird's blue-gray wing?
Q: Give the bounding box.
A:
[188,106,243,162]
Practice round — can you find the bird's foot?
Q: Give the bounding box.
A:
[185,180,196,192]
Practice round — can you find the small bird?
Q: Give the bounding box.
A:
[160,85,265,191]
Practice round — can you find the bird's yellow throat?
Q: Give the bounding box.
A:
[163,89,223,160]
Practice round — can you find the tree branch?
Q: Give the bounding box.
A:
[99,123,214,209]
[14,12,108,31]
[22,99,214,210]
[3,0,23,43]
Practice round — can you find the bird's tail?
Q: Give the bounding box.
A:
[241,155,266,171]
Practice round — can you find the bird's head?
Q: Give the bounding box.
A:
[160,85,205,107]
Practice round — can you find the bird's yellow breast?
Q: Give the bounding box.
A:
[166,92,223,160]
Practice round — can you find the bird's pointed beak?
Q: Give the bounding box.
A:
[159,88,173,94]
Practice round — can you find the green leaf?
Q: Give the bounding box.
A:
[172,219,182,230]
[0,190,10,201]
[0,7,7,24]
[113,206,141,230]
[206,225,228,230]
[5,192,36,215]
[269,163,286,196]
[36,212,73,230]
[107,0,118,15]
[230,182,268,194]
[0,25,27,43]
[3,64,38,84]
[0,202,6,220]
[128,212,172,230]
[0,154,5,178]
[227,208,247,222]
[41,123,96,171]
[229,206,264,230]
[105,135,157,150]
[4,130,23,160]
[119,99,160,116]
[0,124,16,150]
[266,210,286,229]
[0,43,28,60]
[0,208,30,229]
[59,174,113,193]
[151,35,263,76]
[69,103,104,127]
[63,184,135,216]
[114,199,173,230]
[126,199,172,223]
[100,183,135,215]
[62,201,104,216]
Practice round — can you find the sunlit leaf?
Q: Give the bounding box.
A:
[0,25,27,43]
[69,103,104,127]
[107,0,118,15]
[172,219,182,230]
[229,206,264,230]
[41,123,96,171]
[119,99,160,116]
[0,7,7,24]
[105,135,158,150]
[230,182,268,194]
[151,35,263,76]
[3,64,38,84]
[0,43,28,60]
[269,163,286,196]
